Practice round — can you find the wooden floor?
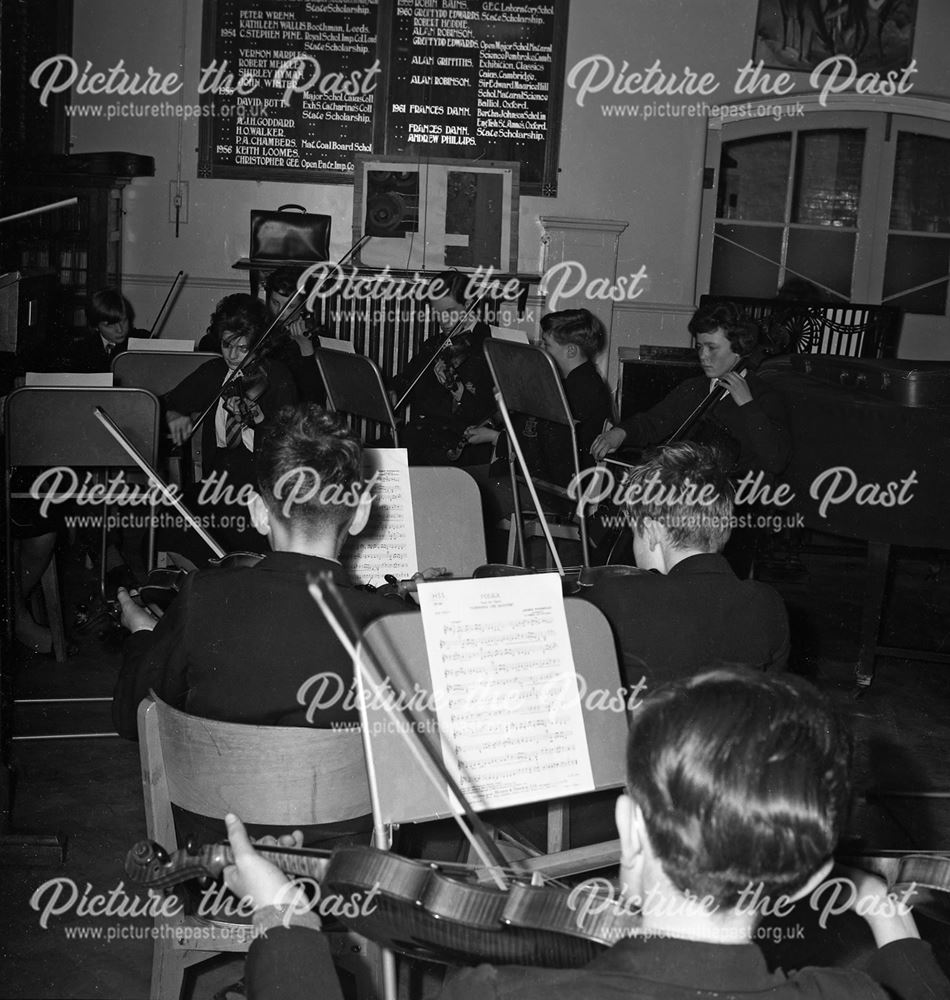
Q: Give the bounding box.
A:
[1,545,950,999]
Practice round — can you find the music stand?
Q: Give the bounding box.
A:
[315,347,399,446]
[483,339,592,569]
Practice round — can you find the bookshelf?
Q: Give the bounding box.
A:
[3,173,130,332]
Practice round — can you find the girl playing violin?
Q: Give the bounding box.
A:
[388,271,495,465]
[163,294,296,561]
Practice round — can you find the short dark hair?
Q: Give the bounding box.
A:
[540,309,606,360]
[427,270,470,306]
[264,267,304,300]
[623,442,733,552]
[86,289,132,329]
[255,404,364,538]
[627,667,852,908]
[206,294,268,352]
[688,301,759,356]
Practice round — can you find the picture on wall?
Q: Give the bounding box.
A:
[352,156,520,273]
[753,0,918,73]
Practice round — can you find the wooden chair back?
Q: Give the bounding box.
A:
[137,694,380,1000]
[139,693,371,842]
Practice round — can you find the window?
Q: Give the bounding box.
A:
[883,131,950,314]
[701,105,950,321]
[712,126,866,301]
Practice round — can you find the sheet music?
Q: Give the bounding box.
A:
[25,372,114,387]
[340,447,417,587]
[317,336,356,353]
[418,575,594,811]
[490,326,531,345]
[126,338,195,353]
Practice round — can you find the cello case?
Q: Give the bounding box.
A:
[782,355,950,409]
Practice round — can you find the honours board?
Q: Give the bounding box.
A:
[198,0,567,195]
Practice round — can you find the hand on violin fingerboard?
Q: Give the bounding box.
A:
[835,863,920,947]
[223,813,309,913]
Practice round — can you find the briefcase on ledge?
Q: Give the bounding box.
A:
[249,204,331,266]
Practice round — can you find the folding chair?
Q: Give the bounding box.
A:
[4,387,161,668]
[315,347,399,446]
[137,694,384,1000]
[112,350,220,485]
[358,598,626,872]
[483,339,593,569]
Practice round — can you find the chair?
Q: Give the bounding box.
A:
[4,387,161,669]
[112,350,220,484]
[315,348,399,446]
[358,598,626,871]
[482,339,592,570]
[409,466,486,578]
[137,693,384,1000]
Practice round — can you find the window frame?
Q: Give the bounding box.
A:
[697,94,950,316]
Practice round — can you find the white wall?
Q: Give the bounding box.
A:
[68,0,950,362]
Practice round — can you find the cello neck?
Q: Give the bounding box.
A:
[665,354,749,445]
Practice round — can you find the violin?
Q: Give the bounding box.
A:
[124,838,640,968]
[87,408,264,623]
[124,841,950,971]
[188,236,370,442]
[836,851,950,924]
[220,360,269,431]
[392,295,487,414]
[132,551,264,613]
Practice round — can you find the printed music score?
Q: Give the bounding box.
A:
[418,575,594,812]
[341,448,417,587]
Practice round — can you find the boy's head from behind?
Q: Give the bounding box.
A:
[621,668,852,912]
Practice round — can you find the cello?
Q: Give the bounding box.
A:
[591,352,754,566]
